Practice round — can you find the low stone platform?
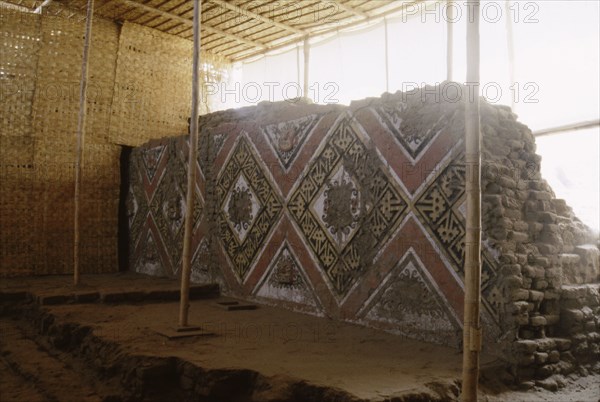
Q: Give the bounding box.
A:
[1,281,599,401]
[0,272,219,305]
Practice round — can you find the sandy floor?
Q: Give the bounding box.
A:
[43,299,600,401]
[1,274,599,401]
[46,298,468,400]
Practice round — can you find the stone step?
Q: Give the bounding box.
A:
[0,283,220,306]
[560,283,600,301]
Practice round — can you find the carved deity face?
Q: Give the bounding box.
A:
[323,178,359,236]
[227,186,253,231]
[143,244,157,262]
[167,194,182,221]
[276,256,296,285]
[277,127,297,153]
[144,148,160,170]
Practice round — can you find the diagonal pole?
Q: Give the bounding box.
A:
[446,0,454,81]
[179,0,201,328]
[461,0,482,401]
[505,0,516,110]
[73,0,95,286]
[303,36,310,100]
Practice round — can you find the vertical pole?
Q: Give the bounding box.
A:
[296,44,301,90]
[461,1,482,401]
[303,36,310,100]
[384,17,389,92]
[179,0,201,328]
[73,0,95,286]
[505,0,516,110]
[446,0,454,81]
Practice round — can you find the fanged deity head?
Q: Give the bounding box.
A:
[227,185,253,231]
[167,194,182,221]
[144,147,161,171]
[277,124,298,153]
[143,242,158,263]
[274,254,297,286]
[323,177,359,236]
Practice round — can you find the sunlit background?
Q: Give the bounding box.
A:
[212,1,599,233]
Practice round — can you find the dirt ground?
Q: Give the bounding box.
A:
[1,274,599,401]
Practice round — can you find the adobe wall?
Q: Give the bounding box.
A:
[127,84,599,380]
[0,7,226,276]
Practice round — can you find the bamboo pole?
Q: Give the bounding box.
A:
[33,0,53,14]
[446,0,454,81]
[230,0,427,62]
[533,119,600,137]
[178,0,201,328]
[296,44,301,90]
[73,0,95,286]
[461,0,482,401]
[303,36,310,100]
[384,17,389,92]
[504,0,516,110]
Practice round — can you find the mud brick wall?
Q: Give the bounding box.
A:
[128,84,599,372]
[1,9,228,276]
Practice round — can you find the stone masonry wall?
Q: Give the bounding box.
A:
[127,84,599,379]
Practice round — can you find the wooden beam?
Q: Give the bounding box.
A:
[303,36,310,99]
[384,17,389,92]
[505,0,515,110]
[461,0,482,401]
[328,0,368,19]
[208,0,305,35]
[533,119,600,137]
[78,0,112,22]
[0,0,33,13]
[179,0,201,329]
[230,0,427,62]
[117,0,267,50]
[446,0,454,81]
[33,0,52,14]
[73,0,95,286]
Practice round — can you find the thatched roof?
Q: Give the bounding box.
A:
[2,0,422,61]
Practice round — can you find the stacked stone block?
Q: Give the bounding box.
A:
[478,99,599,383]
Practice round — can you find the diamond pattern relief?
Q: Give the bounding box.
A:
[217,136,283,281]
[415,156,466,271]
[262,114,321,170]
[141,145,166,182]
[364,250,459,333]
[372,99,446,161]
[191,238,226,289]
[288,118,408,296]
[415,154,500,323]
[223,174,261,243]
[150,166,202,270]
[134,231,164,277]
[254,242,319,308]
[311,164,361,250]
[127,163,149,251]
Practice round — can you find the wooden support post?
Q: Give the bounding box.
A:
[505,0,516,110]
[446,0,454,81]
[384,17,390,92]
[296,44,301,90]
[34,0,53,14]
[179,0,201,328]
[303,36,310,100]
[73,0,94,286]
[461,1,482,401]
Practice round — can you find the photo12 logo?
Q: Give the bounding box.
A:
[203,81,340,104]
[400,82,539,105]
[402,1,540,24]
